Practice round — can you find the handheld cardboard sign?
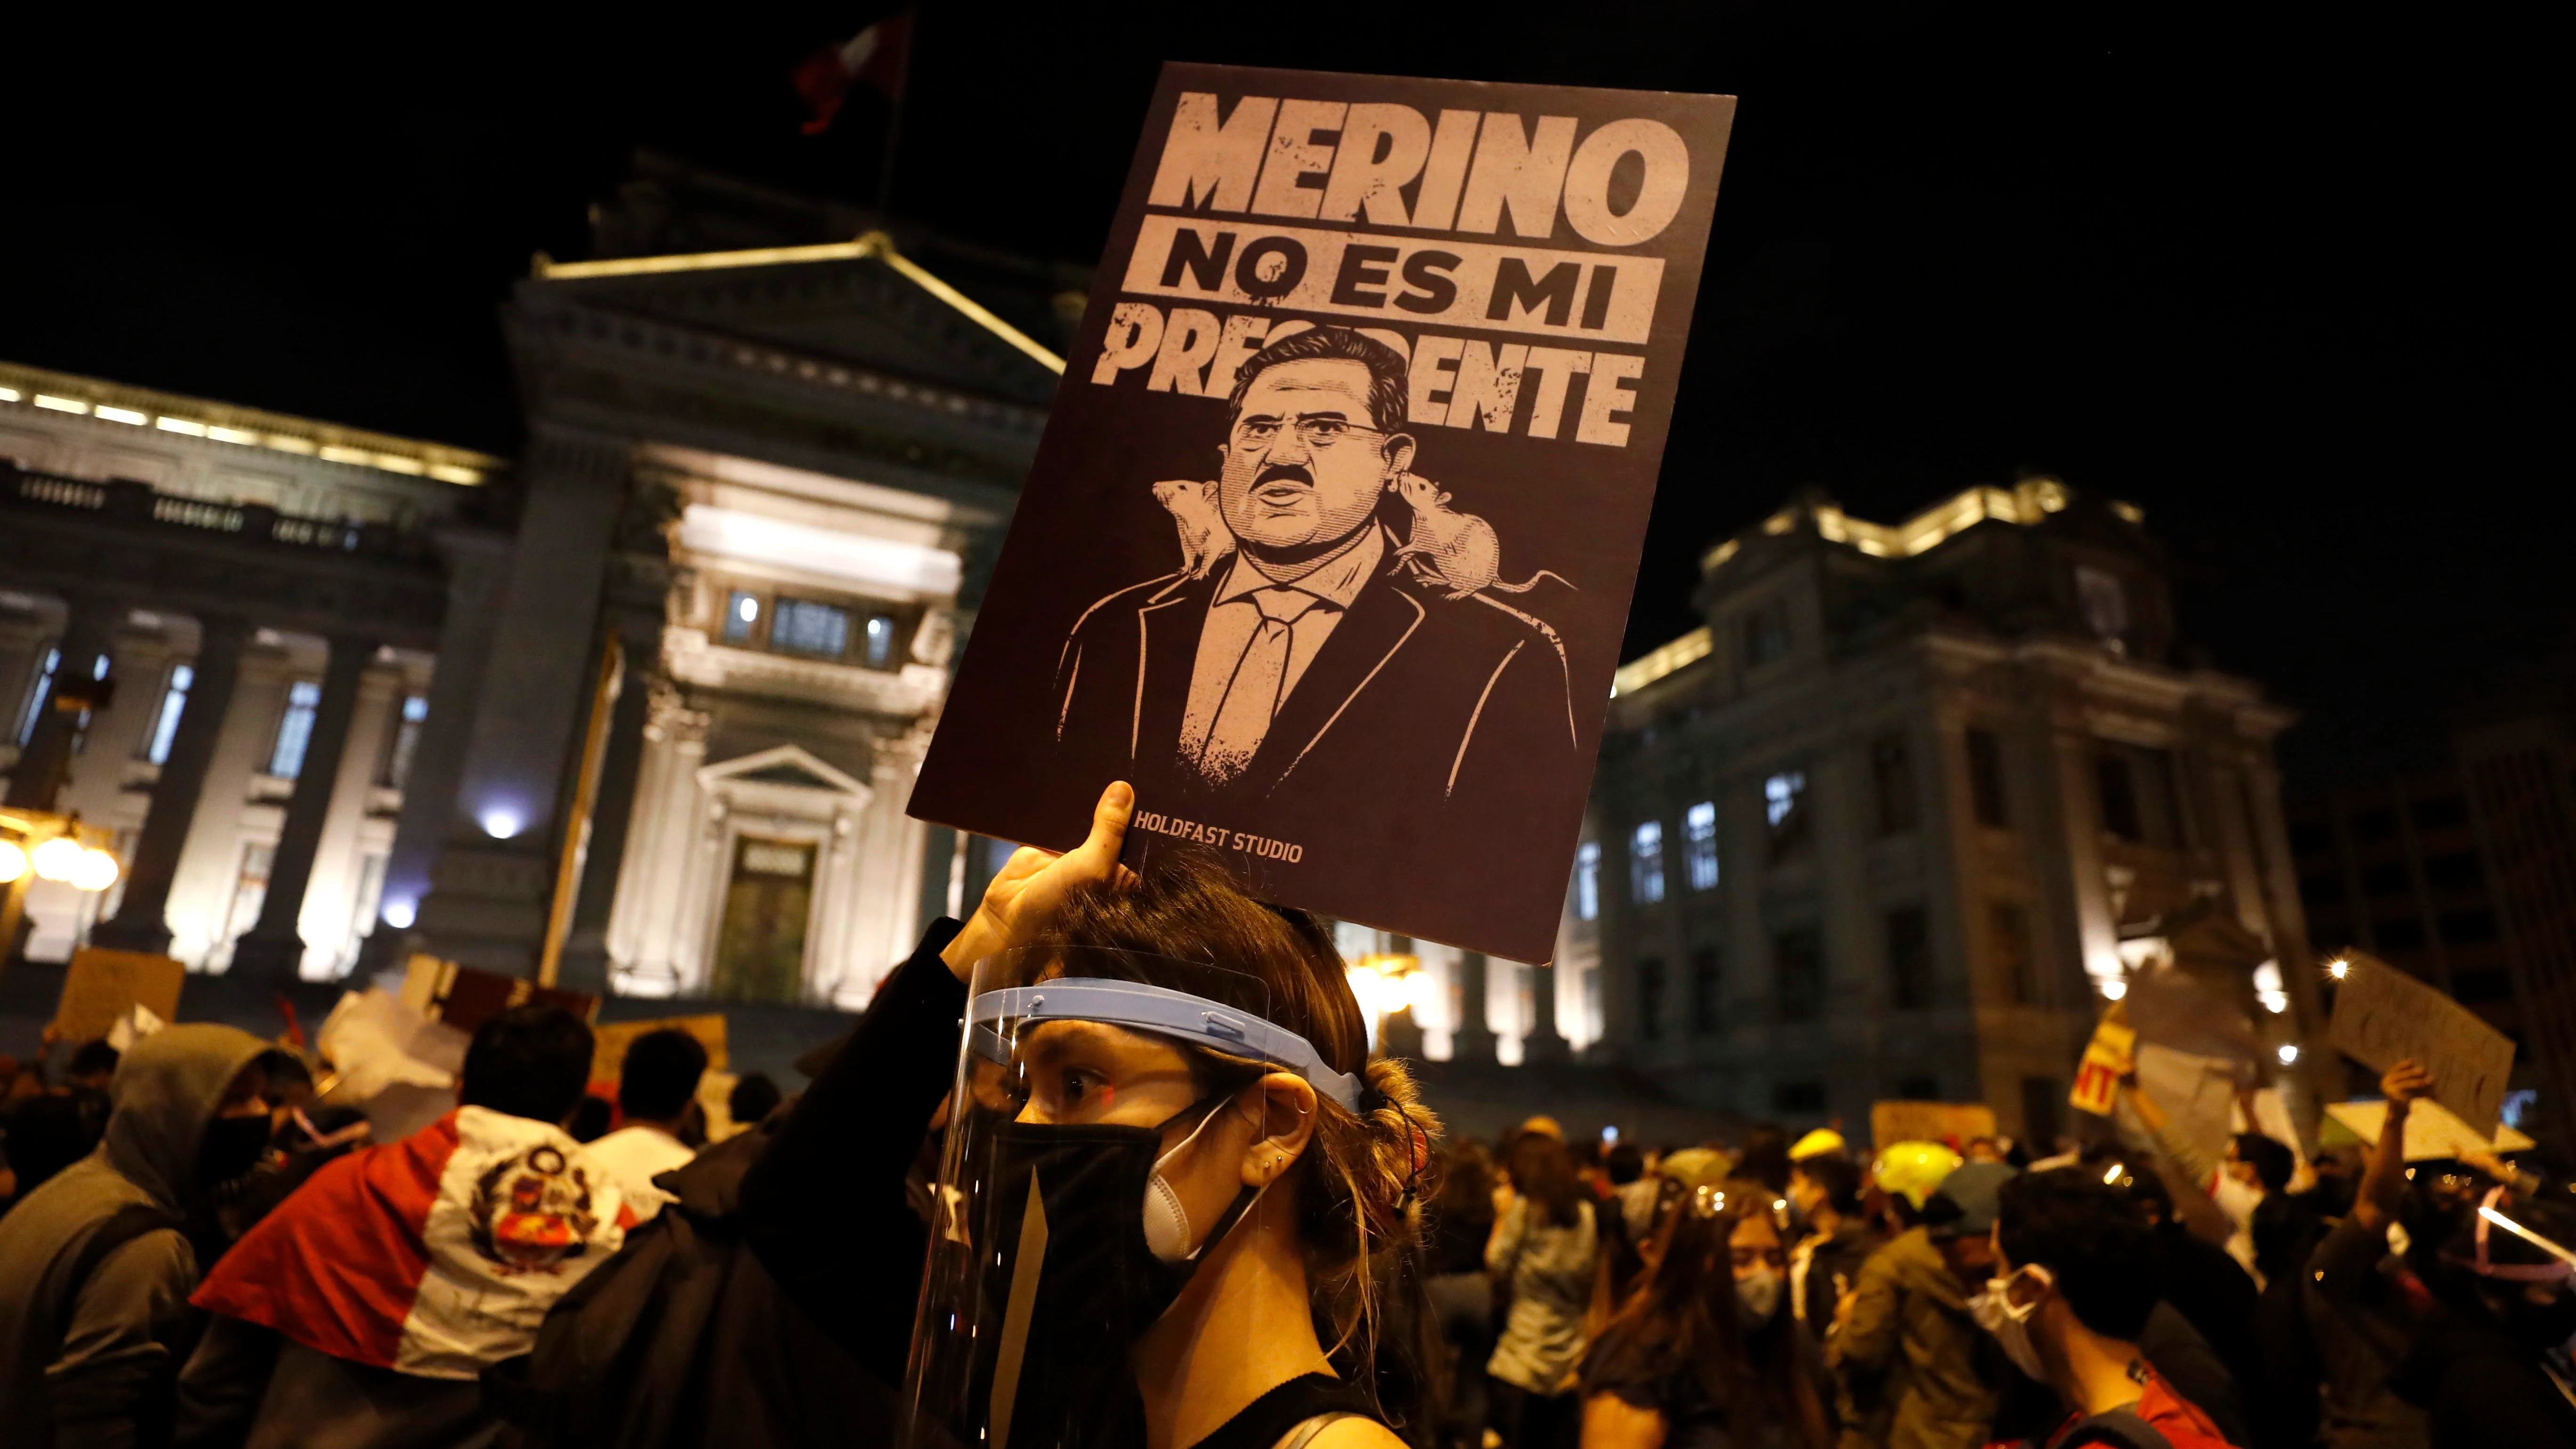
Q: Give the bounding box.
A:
[910,64,1737,962]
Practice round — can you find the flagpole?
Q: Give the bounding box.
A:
[876,8,918,214]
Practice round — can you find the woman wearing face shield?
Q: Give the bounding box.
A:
[1576,1173,1833,1449]
[737,781,1438,1449]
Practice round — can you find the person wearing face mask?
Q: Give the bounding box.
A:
[740,780,1437,1449]
[0,1022,272,1449]
[1578,1171,1832,1449]
[1976,1170,2241,1449]
[1825,1159,2013,1449]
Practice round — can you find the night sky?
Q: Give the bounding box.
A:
[7,5,2559,792]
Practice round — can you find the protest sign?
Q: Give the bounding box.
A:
[53,947,185,1045]
[2328,950,2514,1135]
[1870,1100,1996,1151]
[2069,1013,2137,1118]
[401,952,598,1034]
[2325,1098,2536,1163]
[909,64,1736,963]
[589,1014,730,1087]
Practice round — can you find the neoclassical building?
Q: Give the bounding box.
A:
[3,155,1081,1010]
[1561,482,2314,1142]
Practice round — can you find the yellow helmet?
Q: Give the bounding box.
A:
[1874,1141,1964,1210]
[1789,1128,1846,1162]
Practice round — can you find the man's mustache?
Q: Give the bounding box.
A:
[1252,464,1314,491]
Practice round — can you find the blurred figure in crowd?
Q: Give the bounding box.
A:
[0,1023,272,1448]
[564,1095,613,1144]
[1737,1124,1794,1195]
[1827,1157,2012,1449]
[176,1005,630,1449]
[1581,1172,1830,1449]
[2099,1155,2272,1445]
[727,1071,783,1131]
[2372,1061,2576,1444]
[1979,1168,2242,1448]
[1429,1140,1500,1449]
[0,1038,122,1209]
[588,1028,708,1218]
[1489,1129,1598,1449]
[1789,1153,1883,1338]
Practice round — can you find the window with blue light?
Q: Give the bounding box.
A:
[1685,800,1719,891]
[145,664,193,765]
[268,681,322,779]
[723,589,761,644]
[1575,841,1601,920]
[15,647,59,746]
[864,613,899,668]
[771,598,852,657]
[1631,821,1665,904]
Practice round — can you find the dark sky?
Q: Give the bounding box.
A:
[7,4,2560,791]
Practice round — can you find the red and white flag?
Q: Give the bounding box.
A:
[193,1106,636,1379]
[793,11,913,136]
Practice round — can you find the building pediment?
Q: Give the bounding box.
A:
[541,257,1062,408]
[700,742,871,797]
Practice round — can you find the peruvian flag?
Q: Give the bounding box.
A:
[794,11,913,136]
[193,1107,637,1379]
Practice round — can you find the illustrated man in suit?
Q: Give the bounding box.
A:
[1051,324,1575,829]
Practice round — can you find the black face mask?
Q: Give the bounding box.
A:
[966,1102,1257,1449]
[197,1114,273,1190]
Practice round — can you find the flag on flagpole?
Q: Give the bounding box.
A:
[794,12,914,136]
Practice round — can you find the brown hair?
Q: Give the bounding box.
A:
[1592,1178,1829,1449]
[1508,1131,1584,1229]
[1224,324,1411,435]
[1037,851,1442,1372]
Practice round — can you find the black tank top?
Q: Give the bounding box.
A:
[1190,1373,1380,1449]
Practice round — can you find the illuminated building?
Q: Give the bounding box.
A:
[1569,482,2313,1141]
[1,155,1078,1006]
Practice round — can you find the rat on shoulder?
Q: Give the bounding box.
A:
[1389,473,1572,601]
[1152,478,1234,580]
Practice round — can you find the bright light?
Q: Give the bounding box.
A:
[2104,1162,2125,1185]
[2327,958,2350,980]
[156,416,209,436]
[31,837,87,882]
[32,394,89,415]
[70,849,119,892]
[1601,1125,1619,1143]
[0,841,25,883]
[2261,993,2290,1014]
[95,405,147,426]
[381,899,417,930]
[2100,979,2128,1001]
[736,595,759,623]
[1403,969,1439,1016]
[1345,965,1386,1017]
[2277,1044,2301,1065]
[480,807,524,840]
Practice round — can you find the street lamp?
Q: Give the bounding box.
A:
[0,808,125,980]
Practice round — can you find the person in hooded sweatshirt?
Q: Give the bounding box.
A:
[173,1004,633,1449]
[0,1022,274,1449]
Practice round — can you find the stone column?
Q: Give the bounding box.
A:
[363,526,513,974]
[556,615,662,994]
[1522,959,1571,1062]
[4,594,121,810]
[1450,950,1498,1062]
[92,615,250,953]
[231,636,374,986]
[415,426,628,974]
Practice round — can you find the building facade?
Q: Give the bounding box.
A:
[1568,482,2312,1142]
[3,156,1082,1013]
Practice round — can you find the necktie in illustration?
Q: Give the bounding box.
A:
[1197,588,1319,783]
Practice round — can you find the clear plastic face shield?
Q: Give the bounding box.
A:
[901,948,1360,1449]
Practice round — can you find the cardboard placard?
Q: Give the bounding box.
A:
[2324,1098,2537,1163]
[2327,950,2515,1136]
[1870,1100,1997,1151]
[589,1014,730,1087]
[2069,1015,2138,1118]
[53,948,185,1045]
[401,953,598,1034]
[908,64,1738,964]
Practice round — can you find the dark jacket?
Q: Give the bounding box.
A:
[484,1109,900,1449]
[1050,541,1578,957]
[736,917,966,1383]
[2388,1303,2576,1449]
[0,1023,268,1449]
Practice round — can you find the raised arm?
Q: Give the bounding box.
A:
[2355,1059,2431,1233]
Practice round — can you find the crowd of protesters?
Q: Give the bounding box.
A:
[0,781,2571,1448]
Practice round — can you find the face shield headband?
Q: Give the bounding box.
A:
[967,977,1361,1111]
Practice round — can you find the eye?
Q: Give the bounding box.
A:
[1237,420,1278,441]
[1305,419,1347,440]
